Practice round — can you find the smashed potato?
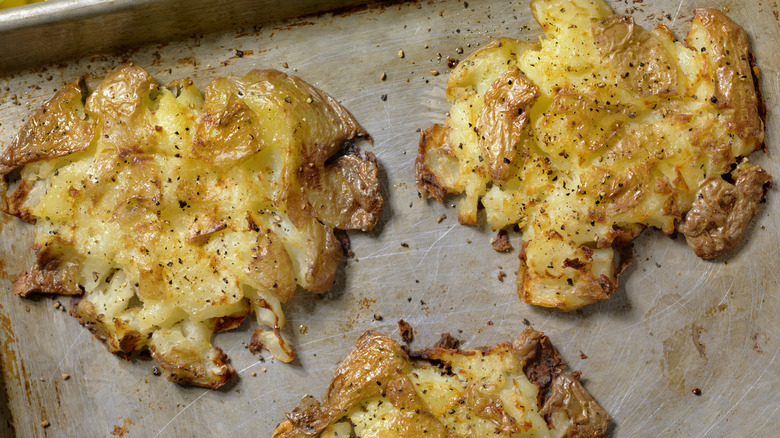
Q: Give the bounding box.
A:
[1,64,382,388]
[273,328,609,438]
[416,0,770,310]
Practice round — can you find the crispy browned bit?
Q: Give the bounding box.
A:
[251,371,257,377]
[414,4,769,312]
[456,47,464,54]
[436,214,446,223]
[299,325,308,335]
[152,367,161,376]
[430,69,440,76]
[491,229,513,252]
[398,319,414,344]
[273,328,609,437]
[381,72,387,81]
[41,420,49,428]
[282,62,288,68]
[497,271,506,282]
[373,313,383,321]
[400,242,409,248]
[487,320,494,326]
[579,350,588,360]
[692,388,702,396]
[432,333,460,349]
[61,373,70,380]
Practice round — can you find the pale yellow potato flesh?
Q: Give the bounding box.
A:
[1,64,383,388]
[416,0,770,310]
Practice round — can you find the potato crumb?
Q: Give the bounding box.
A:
[41,420,49,428]
[61,373,70,380]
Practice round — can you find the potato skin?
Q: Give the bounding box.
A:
[1,63,382,388]
[273,328,609,438]
[416,0,770,310]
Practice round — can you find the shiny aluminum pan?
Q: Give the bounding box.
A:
[0,0,368,71]
[0,0,778,437]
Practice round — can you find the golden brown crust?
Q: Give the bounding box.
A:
[678,164,772,259]
[12,238,83,298]
[3,63,383,388]
[415,123,454,202]
[417,2,769,311]
[275,328,609,438]
[149,342,235,389]
[69,296,146,359]
[2,179,35,223]
[275,331,409,437]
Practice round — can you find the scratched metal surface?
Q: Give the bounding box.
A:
[0,0,778,436]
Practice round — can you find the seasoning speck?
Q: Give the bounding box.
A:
[692,388,702,396]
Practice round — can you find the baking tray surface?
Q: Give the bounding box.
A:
[0,0,778,436]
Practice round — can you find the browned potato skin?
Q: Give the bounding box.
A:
[0,64,383,388]
[679,164,772,259]
[592,15,678,97]
[12,237,83,298]
[416,5,770,311]
[0,79,93,176]
[273,328,610,438]
[477,67,539,183]
[415,123,457,203]
[687,9,765,147]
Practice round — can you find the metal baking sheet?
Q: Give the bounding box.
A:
[0,0,778,436]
